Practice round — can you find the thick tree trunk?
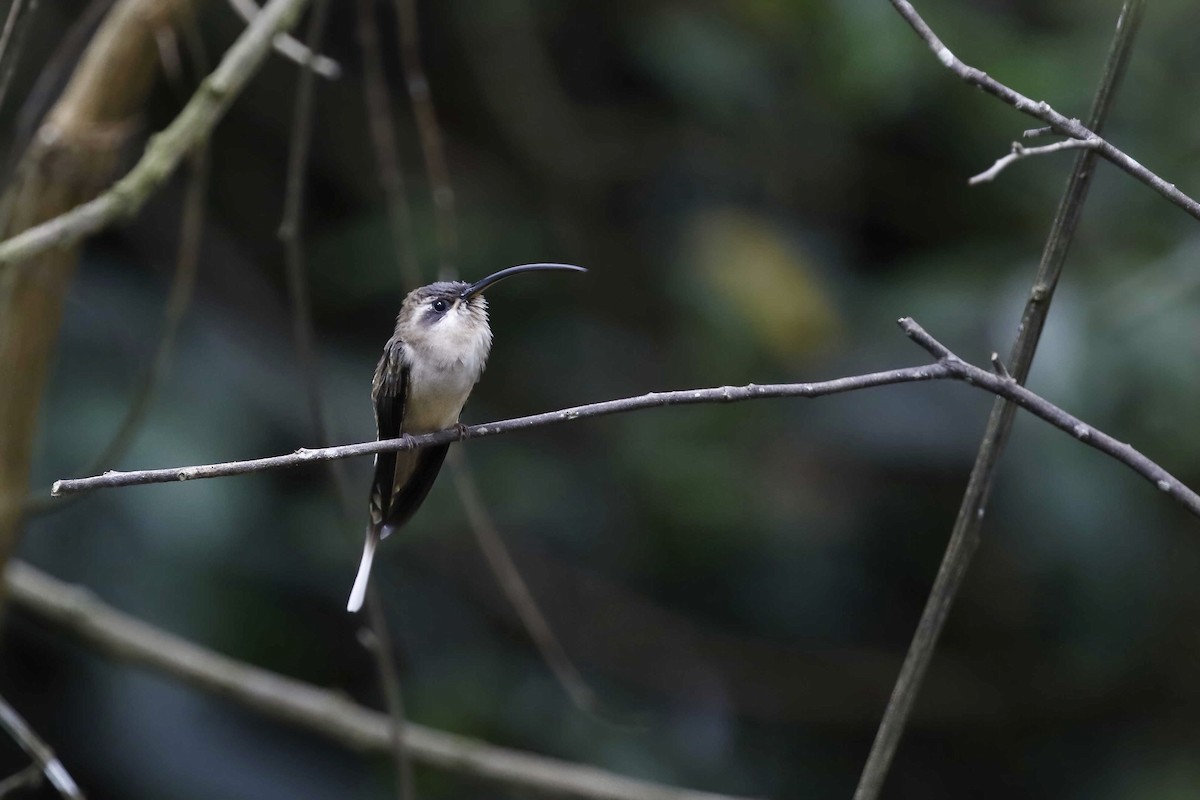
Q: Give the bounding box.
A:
[0,0,190,602]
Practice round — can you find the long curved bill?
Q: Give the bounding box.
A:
[460,263,587,300]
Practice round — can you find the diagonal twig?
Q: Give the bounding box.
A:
[0,0,27,73]
[852,4,1147,799]
[0,0,36,115]
[888,0,1199,220]
[968,137,1100,185]
[449,450,615,718]
[0,692,84,800]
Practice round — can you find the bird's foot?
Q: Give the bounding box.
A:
[453,422,471,440]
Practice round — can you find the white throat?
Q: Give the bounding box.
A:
[403,310,492,432]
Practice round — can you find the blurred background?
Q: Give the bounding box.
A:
[2,0,1200,798]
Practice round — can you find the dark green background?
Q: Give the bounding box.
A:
[4,0,1200,798]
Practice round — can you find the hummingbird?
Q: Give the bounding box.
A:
[347,262,587,612]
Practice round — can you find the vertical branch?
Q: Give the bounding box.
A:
[278,3,415,797]
[353,0,421,288]
[392,0,457,280]
[852,3,1146,799]
[359,595,416,799]
[0,0,27,71]
[383,0,604,714]
[277,0,341,482]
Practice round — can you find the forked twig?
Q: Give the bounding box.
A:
[969,138,1100,185]
[888,0,1198,219]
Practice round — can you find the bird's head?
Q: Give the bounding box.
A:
[395,263,586,358]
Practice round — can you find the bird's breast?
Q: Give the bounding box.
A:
[403,336,491,433]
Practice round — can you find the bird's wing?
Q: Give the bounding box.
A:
[383,440,450,537]
[369,338,452,539]
[369,338,410,533]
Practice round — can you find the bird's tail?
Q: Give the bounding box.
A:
[347,527,379,613]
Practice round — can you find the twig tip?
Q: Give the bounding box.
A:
[990,352,1012,379]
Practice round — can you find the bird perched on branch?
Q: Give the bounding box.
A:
[347,263,587,612]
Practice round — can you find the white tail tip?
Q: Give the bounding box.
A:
[347,531,378,613]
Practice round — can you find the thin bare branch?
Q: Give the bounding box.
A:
[46,318,1200,520]
[968,138,1099,185]
[278,0,338,474]
[0,0,313,267]
[380,0,600,717]
[0,0,26,70]
[0,692,84,800]
[888,0,1200,220]
[853,5,1146,800]
[5,561,760,800]
[353,0,421,288]
[0,0,35,114]
[278,3,415,796]
[361,593,416,800]
[449,451,611,717]
[225,0,340,78]
[393,0,457,279]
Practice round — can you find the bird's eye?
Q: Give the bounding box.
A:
[432,299,449,313]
